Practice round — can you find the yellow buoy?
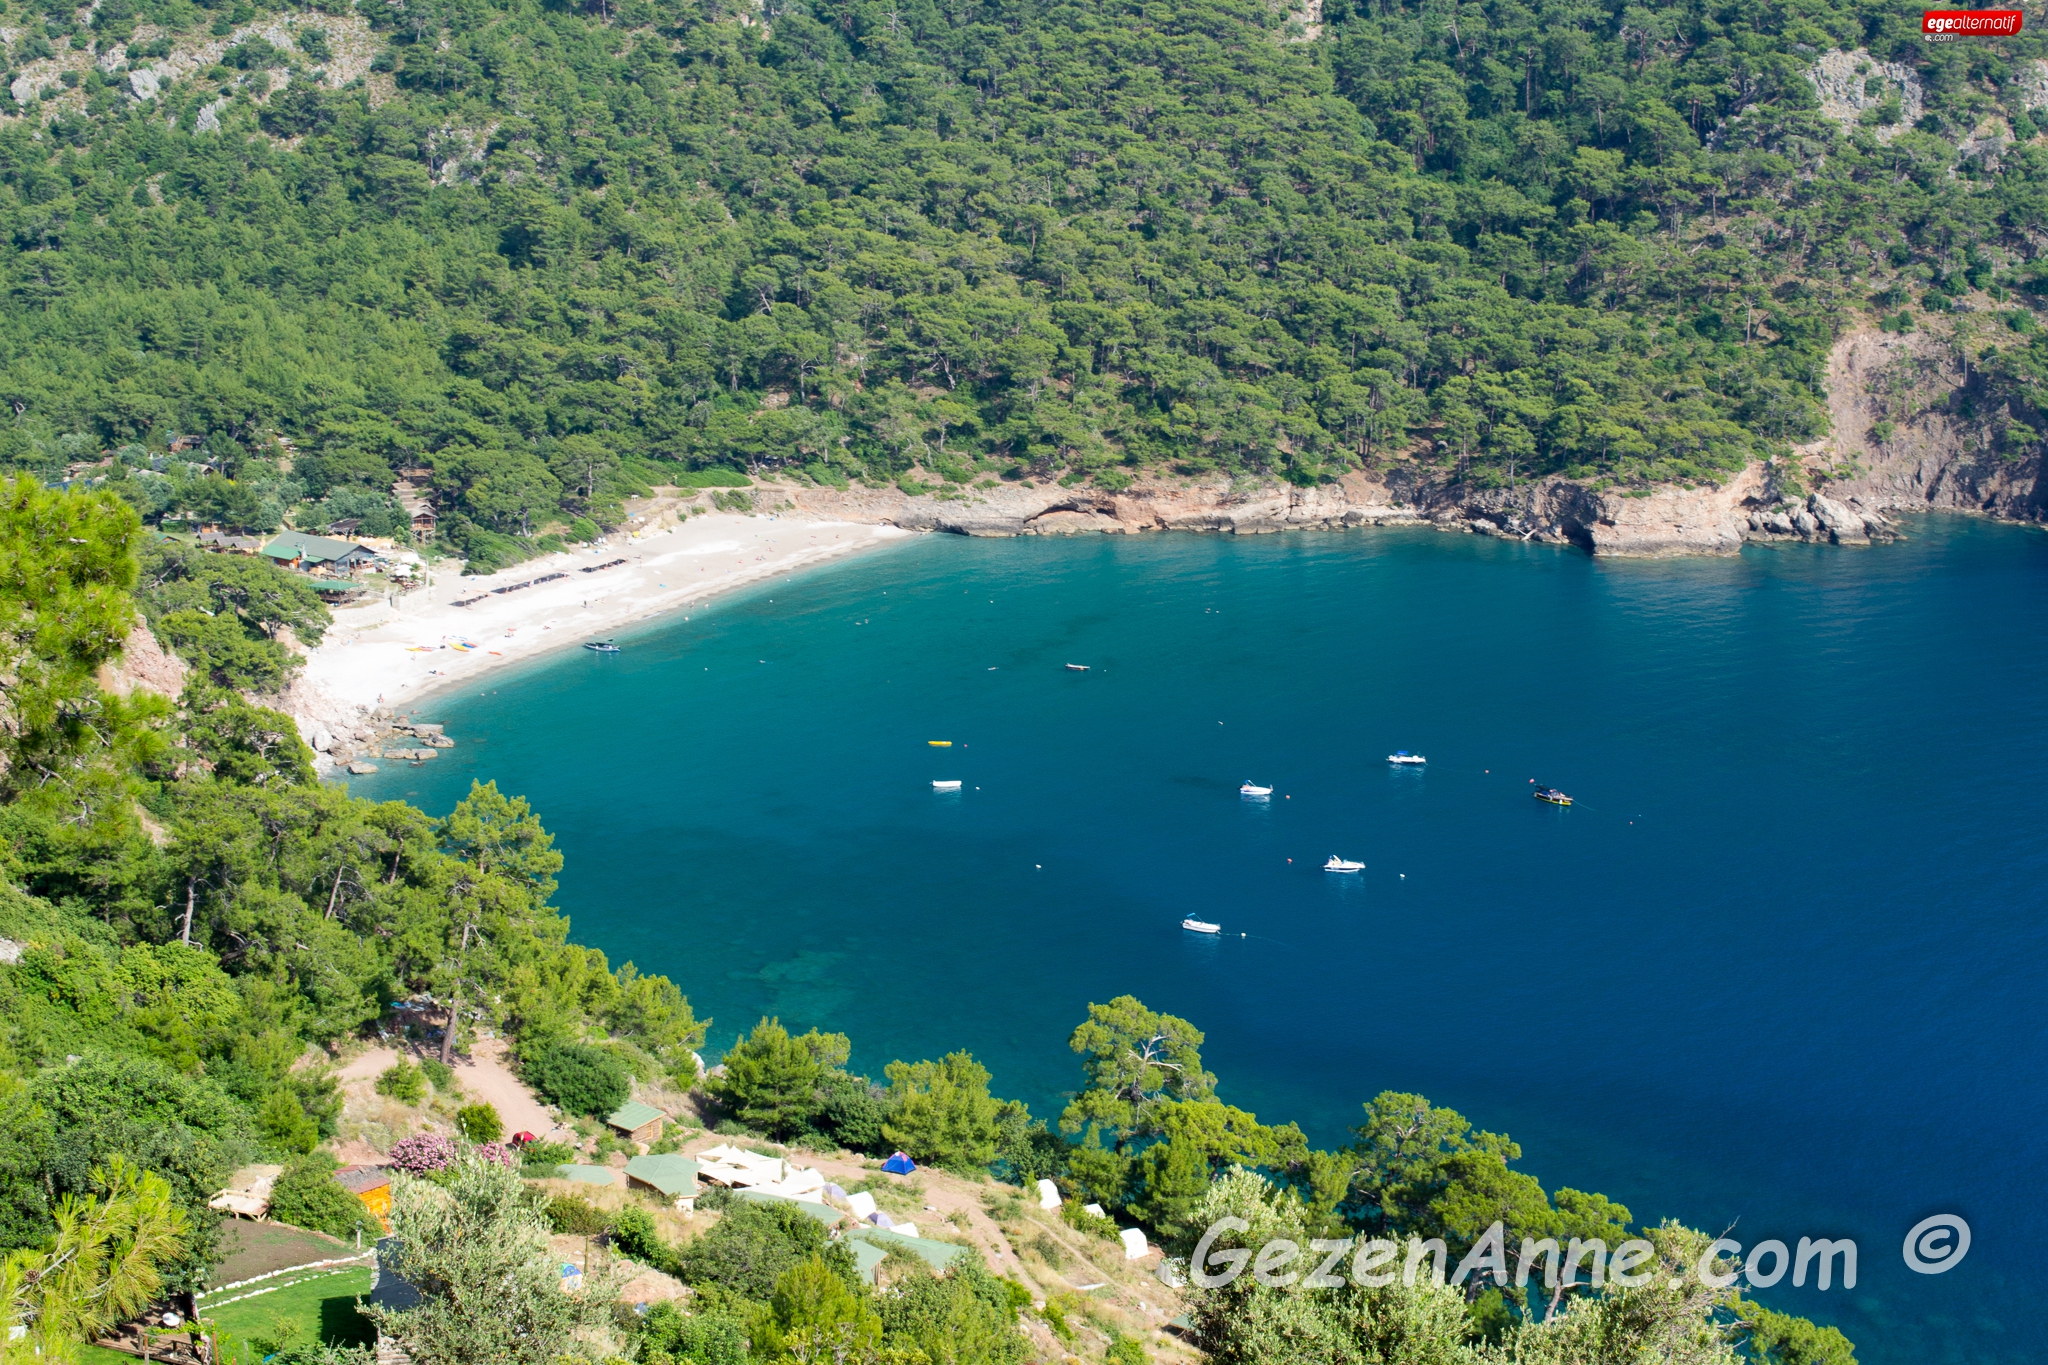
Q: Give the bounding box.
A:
[928,740,951,747]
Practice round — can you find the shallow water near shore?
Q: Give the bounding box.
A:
[351,516,2048,1361]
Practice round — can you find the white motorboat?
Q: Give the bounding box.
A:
[1181,918,1221,934]
[1240,782,1273,797]
[1387,751,1426,765]
[932,780,963,791]
[585,640,620,653]
[1324,856,1365,872]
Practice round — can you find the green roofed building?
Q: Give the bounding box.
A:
[605,1101,668,1144]
[846,1226,969,1276]
[258,531,379,574]
[624,1153,699,1208]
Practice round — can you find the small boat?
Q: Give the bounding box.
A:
[584,640,620,653]
[928,740,952,747]
[1324,856,1365,872]
[932,780,962,791]
[1065,663,1090,671]
[1387,751,1426,765]
[1533,787,1572,807]
[1239,782,1273,797]
[1181,918,1221,934]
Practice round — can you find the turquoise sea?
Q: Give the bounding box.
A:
[351,515,2048,1362]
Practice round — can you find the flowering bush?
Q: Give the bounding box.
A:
[389,1132,461,1174]
[472,1142,517,1169]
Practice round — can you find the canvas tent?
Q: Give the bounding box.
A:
[881,1152,917,1175]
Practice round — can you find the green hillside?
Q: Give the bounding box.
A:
[3,0,2044,568]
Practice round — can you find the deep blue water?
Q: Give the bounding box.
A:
[351,517,2048,1361]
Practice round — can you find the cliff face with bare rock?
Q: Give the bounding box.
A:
[1797,327,2044,525]
[767,323,2040,558]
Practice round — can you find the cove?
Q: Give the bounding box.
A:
[349,516,2048,1362]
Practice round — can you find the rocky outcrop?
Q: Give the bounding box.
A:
[1806,49,1924,144]
[98,623,187,698]
[782,471,1428,539]
[780,466,1775,559]
[1798,326,2044,523]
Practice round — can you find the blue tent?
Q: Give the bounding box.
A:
[882,1151,917,1175]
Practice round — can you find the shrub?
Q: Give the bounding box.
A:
[1061,1199,1122,1243]
[640,1300,750,1365]
[519,1141,576,1171]
[259,1089,321,1155]
[521,1042,629,1118]
[679,1199,850,1301]
[544,1195,608,1236]
[674,468,752,488]
[419,1057,456,1094]
[270,1347,374,1365]
[269,1154,376,1240]
[389,1132,461,1174]
[456,1103,503,1143]
[610,1204,680,1275]
[1105,1334,1147,1365]
[472,1142,517,1169]
[879,1261,1027,1364]
[376,1062,426,1105]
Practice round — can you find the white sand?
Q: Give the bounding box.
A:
[302,512,911,711]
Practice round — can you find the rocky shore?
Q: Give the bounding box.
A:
[766,461,1924,557]
[753,324,2038,557]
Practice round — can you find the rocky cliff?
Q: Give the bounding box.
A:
[1797,326,2044,525]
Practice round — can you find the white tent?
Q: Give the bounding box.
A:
[846,1191,878,1220]
[1035,1179,1061,1210]
[1119,1228,1149,1260]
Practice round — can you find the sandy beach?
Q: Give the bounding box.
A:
[298,511,911,721]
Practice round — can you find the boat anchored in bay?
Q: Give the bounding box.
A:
[585,640,620,654]
[1533,787,1573,806]
[1240,782,1273,798]
[1387,751,1426,765]
[1181,917,1221,934]
[1324,856,1365,872]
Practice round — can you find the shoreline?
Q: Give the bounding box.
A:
[290,512,912,762]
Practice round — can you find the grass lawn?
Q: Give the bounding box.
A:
[201,1266,376,1361]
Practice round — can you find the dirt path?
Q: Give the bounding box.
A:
[329,1036,575,1155]
[458,1037,574,1142]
